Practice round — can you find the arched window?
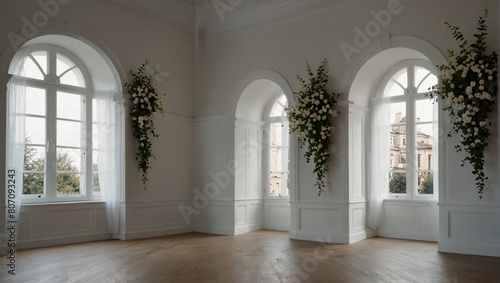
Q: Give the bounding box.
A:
[10,45,99,202]
[267,94,289,197]
[378,60,438,198]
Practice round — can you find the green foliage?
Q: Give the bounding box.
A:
[23,138,44,195]
[23,137,81,195]
[427,10,497,198]
[389,173,406,194]
[124,60,166,189]
[56,152,80,195]
[285,59,342,195]
[421,174,433,195]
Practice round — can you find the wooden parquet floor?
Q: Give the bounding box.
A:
[0,230,499,282]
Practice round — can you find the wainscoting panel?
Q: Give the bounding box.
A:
[234,199,263,235]
[18,202,111,249]
[439,204,500,257]
[294,203,349,243]
[194,200,234,236]
[121,200,193,240]
[378,200,439,242]
[264,199,290,231]
[349,202,366,243]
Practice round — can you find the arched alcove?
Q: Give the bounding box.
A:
[229,70,298,235]
[344,36,447,243]
[1,24,126,246]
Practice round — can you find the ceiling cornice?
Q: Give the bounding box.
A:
[199,0,341,41]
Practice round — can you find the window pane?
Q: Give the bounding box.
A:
[270,122,283,146]
[390,102,406,124]
[57,173,81,195]
[416,99,434,123]
[57,53,85,87]
[26,87,46,116]
[24,146,45,171]
[418,173,433,194]
[384,68,407,97]
[25,117,46,145]
[22,56,44,80]
[270,94,287,117]
[56,53,75,76]
[57,148,83,172]
[57,120,83,147]
[270,173,288,196]
[60,67,85,87]
[32,51,47,75]
[415,66,437,93]
[57,91,84,120]
[93,173,100,192]
[270,148,282,172]
[416,124,433,147]
[23,173,44,195]
[389,173,406,194]
[92,150,99,170]
[390,125,407,171]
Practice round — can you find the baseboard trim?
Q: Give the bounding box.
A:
[264,223,290,232]
[438,242,500,257]
[235,223,263,235]
[121,226,193,240]
[349,231,367,243]
[378,228,438,242]
[18,232,112,250]
[293,232,348,244]
[194,225,234,236]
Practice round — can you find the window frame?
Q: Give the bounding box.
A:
[265,93,290,199]
[377,60,439,201]
[12,44,100,203]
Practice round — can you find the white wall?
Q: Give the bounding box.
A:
[194,0,499,256]
[0,0,498,258]
[0,0,195,249]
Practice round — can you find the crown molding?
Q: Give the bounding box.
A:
[200,0,341,41]
[97,0,196,33]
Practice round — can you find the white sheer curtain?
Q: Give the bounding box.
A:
[6,50,29,222]
[95,91,125,238]
[367,96,390,230]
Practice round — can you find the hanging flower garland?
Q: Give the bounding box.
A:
[285,59,342,195]
[124,60,166,189]
[427,10,497,198]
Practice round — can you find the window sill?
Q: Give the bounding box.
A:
[21,200,106,207]
[383,198,438,205]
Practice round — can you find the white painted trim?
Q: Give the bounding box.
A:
[377,229,438,242]
[235,223,263,235]
[341,35,447,96]
[349,231,367,243]
[293,232,349,244]
[18,232,112,250]
[120,226,193,241]
[227,69,294,118]
[194,224,234,236]
[263,223,290,232]
[438,242,500,258]
[202,0,339,41]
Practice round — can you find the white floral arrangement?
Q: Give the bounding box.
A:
[124,60,166,189]
[428,10,497,198]
[285,59,341,195]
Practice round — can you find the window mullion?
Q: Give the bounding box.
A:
[85,93,92,199]
[46,85,57,201]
